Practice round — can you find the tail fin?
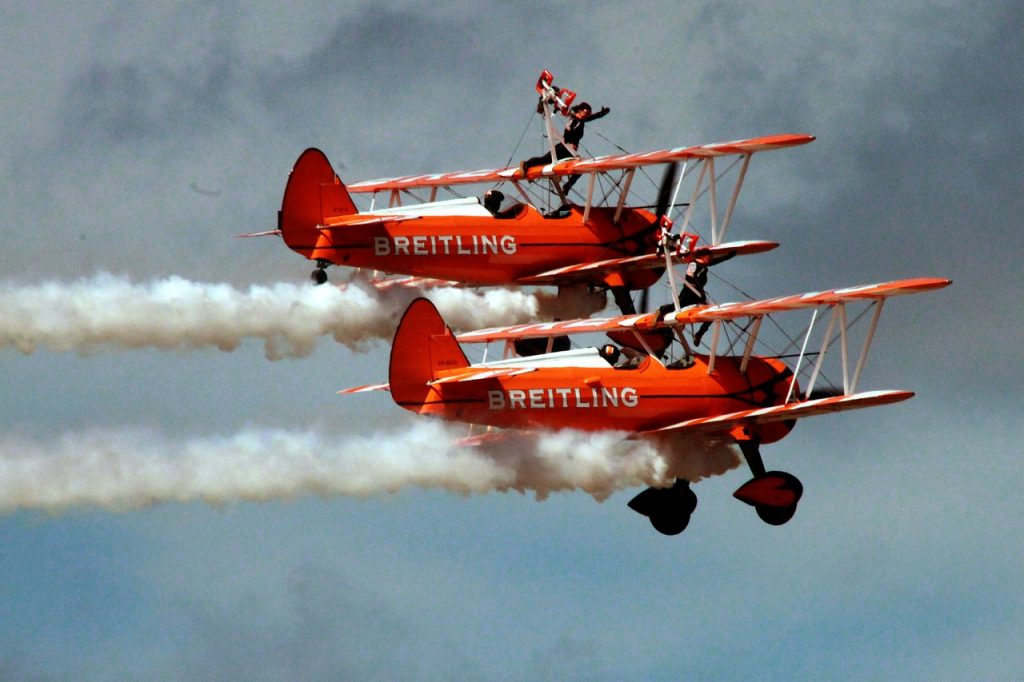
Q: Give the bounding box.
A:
[389,298,470,409]
[278,148,358,255]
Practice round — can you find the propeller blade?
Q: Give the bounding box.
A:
[656,162,683,312]
[654,162,679,221]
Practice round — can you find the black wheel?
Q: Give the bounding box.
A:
[755,502,798,526]
[649,510,691,535]
[629,479,698,536]
[311,268,328,285]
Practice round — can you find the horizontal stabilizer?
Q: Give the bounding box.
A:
[234,229,282,238]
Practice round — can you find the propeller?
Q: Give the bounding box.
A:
[639,282,651,314]
[611,163,682,315]
[639,163,680,313]
[654,162,679,228]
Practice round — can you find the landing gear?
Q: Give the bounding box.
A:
[733,440,803,526]
[628,479,698,535]
[310,259,330,285]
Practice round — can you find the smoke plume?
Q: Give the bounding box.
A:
[0,422,739,513]
[0,273,606,359]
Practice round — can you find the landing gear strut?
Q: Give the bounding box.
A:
[628,479,697,535]
[733,440,803,526]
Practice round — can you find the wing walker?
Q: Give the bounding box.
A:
[272,71,951,536]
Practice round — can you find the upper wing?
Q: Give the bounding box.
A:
[666,277,951,324]
[515,240,778,286]
[455,277,952,343]
[643,390,914,436]
[346,133,815,193]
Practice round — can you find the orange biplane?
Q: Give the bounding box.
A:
[245,71,814,314]
[343,277,950,535]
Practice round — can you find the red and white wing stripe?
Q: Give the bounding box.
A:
[667,278,951,324]
[320,215,419,229]
[456,314,647,343]
[346,134,815,193]
[516,240,778,285]
[645,390,915,435]
[428,367,535,385]
[369,276,467,291]
[339,369,535,395]
[455,277,951,343]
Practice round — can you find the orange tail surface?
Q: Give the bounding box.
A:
[278,148,358,254]
[388,298,470,409]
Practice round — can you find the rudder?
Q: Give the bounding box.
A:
[279,148,358,255]
[389,298,470,410]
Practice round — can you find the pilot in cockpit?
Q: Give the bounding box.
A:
[599,343,645,369]
[483,189,525,219]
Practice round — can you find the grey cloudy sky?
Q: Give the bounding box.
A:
[1,2,1021,679]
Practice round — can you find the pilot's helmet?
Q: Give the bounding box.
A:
[483,189,504,211]
[599,344,620,364]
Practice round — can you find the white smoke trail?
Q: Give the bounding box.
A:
[0,422,739,513]
[0,273,606,359]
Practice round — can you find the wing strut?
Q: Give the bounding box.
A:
[613,168,636,225]
[785,298,885,398]
[706,320,722,374]
[583,173,597,223]
[805,307,840,397]
[739,316,764,374]
[510,180,532,207]
[786,308,819,403]
[851,299,885,394]
[678,161,706,236]
[708,158,719,245]
[718,153,751,244]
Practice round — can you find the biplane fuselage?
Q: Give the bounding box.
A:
[315,202,659,284]
[276,148,665,291]
[385,298,797,444]
[301,203,660,287]
[404,353,796,445]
